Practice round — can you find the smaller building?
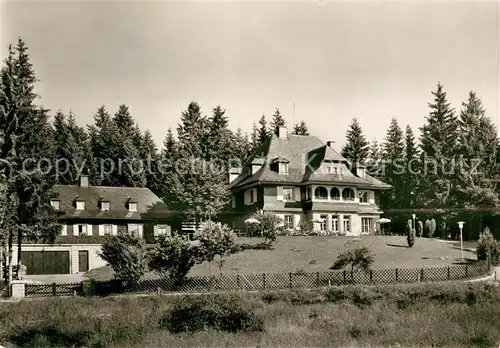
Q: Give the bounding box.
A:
[11,176,173,275]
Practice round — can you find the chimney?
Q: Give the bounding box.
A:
[79,176,89,187]
[326,141,335,148]
[278,126,288,140]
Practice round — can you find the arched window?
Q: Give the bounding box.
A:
[314,186,328,200]
[342,188,355,201]
[330,188,340,200]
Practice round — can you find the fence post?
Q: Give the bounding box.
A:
[370,270,373,282]
[447,266,450,280]
[262,273,266,290]
[52,283,56,297]
[237,274,240,290]
[316,272,320,286]
[420,268,424,282]
[465,265,468,278]
[343,270,346,283]
[289,272,292,288]
[395,268,398,282]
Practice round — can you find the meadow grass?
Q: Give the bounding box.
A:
[1,282,499,348]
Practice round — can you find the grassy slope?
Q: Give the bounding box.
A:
[86,236,477,281]
[1,283,499,348]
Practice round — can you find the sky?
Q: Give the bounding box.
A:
[2,1,499,153]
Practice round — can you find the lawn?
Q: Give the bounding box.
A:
[1,283,499,348]
[85,236,478,281]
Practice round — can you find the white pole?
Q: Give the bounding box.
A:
[460,226,464,261]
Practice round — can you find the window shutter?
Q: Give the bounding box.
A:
[73,224,79,236]
[61,224,67,236]
[293,187,300,201]
[112,225,118,236]
[253,188,258,202]
[369,191,375,204]
[98,225,105,236]
[245,191,249,205]
[153,225,159,237]
[87,224,93,236]
[166,225,172,237]
[277,186,283,201]
[231,195,236,208]
[138,224,144,237]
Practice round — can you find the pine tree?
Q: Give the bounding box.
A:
[140,130,162,195]
[403,125,419,208]
[366,139,382,177]
[250,122,259,154]
[0,39,60,283]
[257,114,270,145]
[206,105,233,163]
[230,128,252,165]
[341,118,369,167]
[177,102,208,159]
[381,118,405,209]
[270,108,286,135]
[113,104,135,136]
[419,83,459,211]
[292,120,309,135]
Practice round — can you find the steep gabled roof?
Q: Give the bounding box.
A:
[53,185,169,220]
[230,133,391,190]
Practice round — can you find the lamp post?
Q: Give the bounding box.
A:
[412,213,416,230]
[458,221,465,261]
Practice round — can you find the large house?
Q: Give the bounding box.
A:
[11,176,173,276]
[227,127,392,236]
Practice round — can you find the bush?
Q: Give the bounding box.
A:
[160,295,264,333]
[98,235,148,283]
[417,221,423,237]
[148,235,202,285]
[477,227,500,266]
[424,219,431,237]
[245,212,283,245]
[429,218,436,238]
[408,229,416,247]
[330,246,374,276]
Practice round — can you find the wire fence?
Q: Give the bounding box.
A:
[24,260,491,298]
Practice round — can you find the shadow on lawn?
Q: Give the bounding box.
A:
[386,243,409,248]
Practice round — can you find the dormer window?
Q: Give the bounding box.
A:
[271,157,289,175]
[75,200,85,210]
[100,201,110,211]
[50,200,60,210]
[128,202,138,212]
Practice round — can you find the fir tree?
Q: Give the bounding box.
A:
[257,114,270,145]
[0,39,60,282]
[206,105,233,164]
[230,128,251,165]
[341,118,369,167]
[366,139,382,177]
[381,118,405,209]
[403,125,419,208]
[176,102,208,159]
[270,108,286,135]
[113,104,135,136]
[140,130,162,195]
[250,122,259,153]
[292,120,309,135]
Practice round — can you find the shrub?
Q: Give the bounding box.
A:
[193,221,236,275]
[408,229,416,248]
[477,227,500,266]
[245,212,283,246]
[98,235,148,283]
[330,246,374,277]
[424,219,431,237]
[430,218,437,238]
[148,235,202,285]
[417,221,423,237]
[160,295,264,333]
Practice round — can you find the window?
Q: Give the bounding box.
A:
[103,224,113,235]
[314,186,328,200]
[331,215,339,232]
[327,165,339,174]
[50,200,60,210]
[330,188,340,200]
[77,224,87,235]
[128,202,138,212]
[343,215,351,233]
[128,224,140,236]
[155,225,171,237]
[306,187,312,200]
[101,201,110,211]
[362,218,371,233]
[342,188,355,201]
[320,214,328,231]
[283,187,293,201]
[76,201,85,210]
[278,163,288,175]
[284,215,294,230]
[359,191,368,203]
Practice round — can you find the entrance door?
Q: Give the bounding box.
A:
[78,250,89,273]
